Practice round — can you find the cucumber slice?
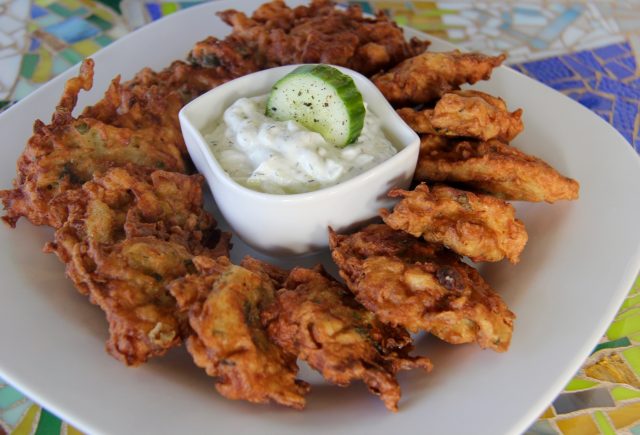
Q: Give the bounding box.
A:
[266,65,365,147]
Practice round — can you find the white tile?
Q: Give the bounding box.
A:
[446,28,466,40]
[494,39,513,51]
[485,17,501,28]
[561,26,584,46]
[0,31,13,46]
[436,2,471,9]
[575,34,625,51]
[460,9,480,20]
[0,47,16,57]
[7,0,29,20]
[0,15,22,33]
[441,14,471,26]
[8,27,27,52]
[0,53,21,89]
[513,13,547,27]
[481,26,500,37]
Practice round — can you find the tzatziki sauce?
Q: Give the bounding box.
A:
[205,95,397,194]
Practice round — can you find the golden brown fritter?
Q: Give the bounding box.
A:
[398,90,524,142]
[259,264,432,412]
[415,135,580,202]
[0,60,188,228]
[329,224,515,352]
[83,60,232,156]
[380,184,527,263]
[373,51,505,106]
[45,167,230,365]
[168,256,309,409]
[189,0,429,77]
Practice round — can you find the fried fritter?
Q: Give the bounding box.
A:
[380,184,527,263]
[373,51,505,106]
[329,224,515,352]
[0,60,188,228]
[83,60,232,156]
[168,256,309,409]
[415,135,580,202]
[45,167,230,365]
[189,0,429,77]
[397,90,523,142]
[257,263,432,412]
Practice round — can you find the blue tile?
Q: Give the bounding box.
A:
[594,43,628,60]
[594,111,612,123]
[514,6,543,16]
[576,92,613,111]
[44,16,100,43]
[612,98,638,132]
[548,79,584,91]
[28,37,41,52]
[538,5,583,42]
[620,55,637,71]
[561,56,596,79]
[571,51,608,74]
[521,57,575,82]
[604,61,635,80]
[598,76,640,99]
[31,4,48,19]
[353,1,374,14]
[145,3,162,21]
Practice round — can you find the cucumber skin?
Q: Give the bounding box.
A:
[266,65,365,147]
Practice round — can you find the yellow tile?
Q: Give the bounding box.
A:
[32,48,52,83]
[71,39,101,57]
[585,353,640,388]
[607,401,640,428]
[59,0,83,9]
[92,7,114,22]
[540,406,555,418]
[556,414,599,435]
[12,405,40,435]
[64,422,85,435]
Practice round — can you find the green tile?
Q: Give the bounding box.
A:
[631,274,640,296]
[71,6,89,16]
[565,378,599,391]
[611,386,640,401]
[622,346,640,374]
[616,307,640,321]
[0,100,12,111]
[34,408,61,435]
[594,410,617,435]
[20,53,39,79]
[622,293,640,311]
[607,312,640,340]
[59,48,83,65]
[593,337,632,354]
[86,13,112,31]
[94,34,113,47]
[47,2,73,17]
[94,0,121,13]
[0,384,24,407]
[161,2,178,15]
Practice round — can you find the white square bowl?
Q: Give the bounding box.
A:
[179,64,420,255]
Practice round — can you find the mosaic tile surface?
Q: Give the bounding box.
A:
[0,0,127,107]
[0,1,639,435]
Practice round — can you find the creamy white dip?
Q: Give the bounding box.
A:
[205,95,397,194]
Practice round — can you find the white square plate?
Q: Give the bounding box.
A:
[1,1,639,434]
